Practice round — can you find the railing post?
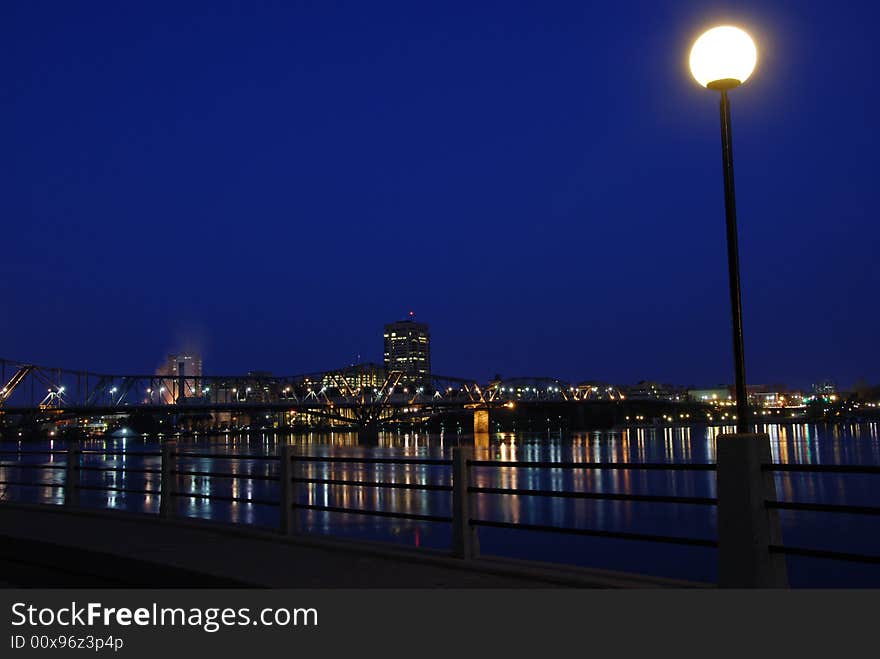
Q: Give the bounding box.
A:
[452,446,479,559]
[280,444,300,535]
[717,432,788,587]
[64,444,81,507]
[160,440,177,519]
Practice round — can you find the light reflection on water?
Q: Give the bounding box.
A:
[1,422,879,586]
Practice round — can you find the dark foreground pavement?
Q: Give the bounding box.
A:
[0,504,708,588]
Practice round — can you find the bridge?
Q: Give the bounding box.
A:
[0,357,630,435]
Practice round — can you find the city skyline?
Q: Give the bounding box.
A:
[2,1,878,389]
[9,313,847,395]
[0,309,867,392]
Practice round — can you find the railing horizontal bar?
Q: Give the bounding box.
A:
[172,469,279,482]
[0,450,68,455]
[469,487,717,506]
[293,456,451,466]
[79,450,161,457]
[293,502,451,523]
[78,466,161,474]
[468,460,717,471]
[0,462,66,470]
[75,484,159,495]
[0,480,64,488]
[170,492,279,506]
[470,519,718,547]
[769,545,880,564]
[762,464,880,475]
[767,501,880,516]
[173,452,280,461]
[292,476,452,492]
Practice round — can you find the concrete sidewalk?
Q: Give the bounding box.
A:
[0,504,709,588]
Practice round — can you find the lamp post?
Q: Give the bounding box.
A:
[689,25,757,435]
[690,29,788,586]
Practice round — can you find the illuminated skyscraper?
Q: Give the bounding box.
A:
[165,353,202,379]
[161,353,203,401]
[383,314,430,386]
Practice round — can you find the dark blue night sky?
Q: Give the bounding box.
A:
[2,1,877,387]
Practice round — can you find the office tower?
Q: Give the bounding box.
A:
[383,314,430,386]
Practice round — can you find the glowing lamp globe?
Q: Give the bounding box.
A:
[689,26,757,90]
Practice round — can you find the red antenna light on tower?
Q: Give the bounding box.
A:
[409,310,415,319]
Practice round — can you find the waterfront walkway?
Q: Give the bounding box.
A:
[0,504,705,588]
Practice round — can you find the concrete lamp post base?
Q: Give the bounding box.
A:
[716,432,789,588]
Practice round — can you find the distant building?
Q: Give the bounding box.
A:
[750,391,807,408]
[807,380,840,404]
[746,384,799,407]
[161,353,203,402]
[166,353,202,379]
[322,363,386,391]
[624,381,686,401]
[688,387,732,403]
[383,314,430,386]
[812,380,838,395]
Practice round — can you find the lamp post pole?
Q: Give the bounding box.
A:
[690,25,758,435]
[718,88,749,434]
[691,24,788,587]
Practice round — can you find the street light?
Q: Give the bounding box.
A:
[689,25,757,434]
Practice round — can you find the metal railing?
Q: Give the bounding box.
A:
[0,449,69,493]
[281,452,454,534]
[465,459,719,553]
[1,439,879,586]
[761,462,880,566]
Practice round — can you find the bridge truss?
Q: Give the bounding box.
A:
[0,358,492,428]
[0,358,628,433]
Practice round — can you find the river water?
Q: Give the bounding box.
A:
[1,421,878,587]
